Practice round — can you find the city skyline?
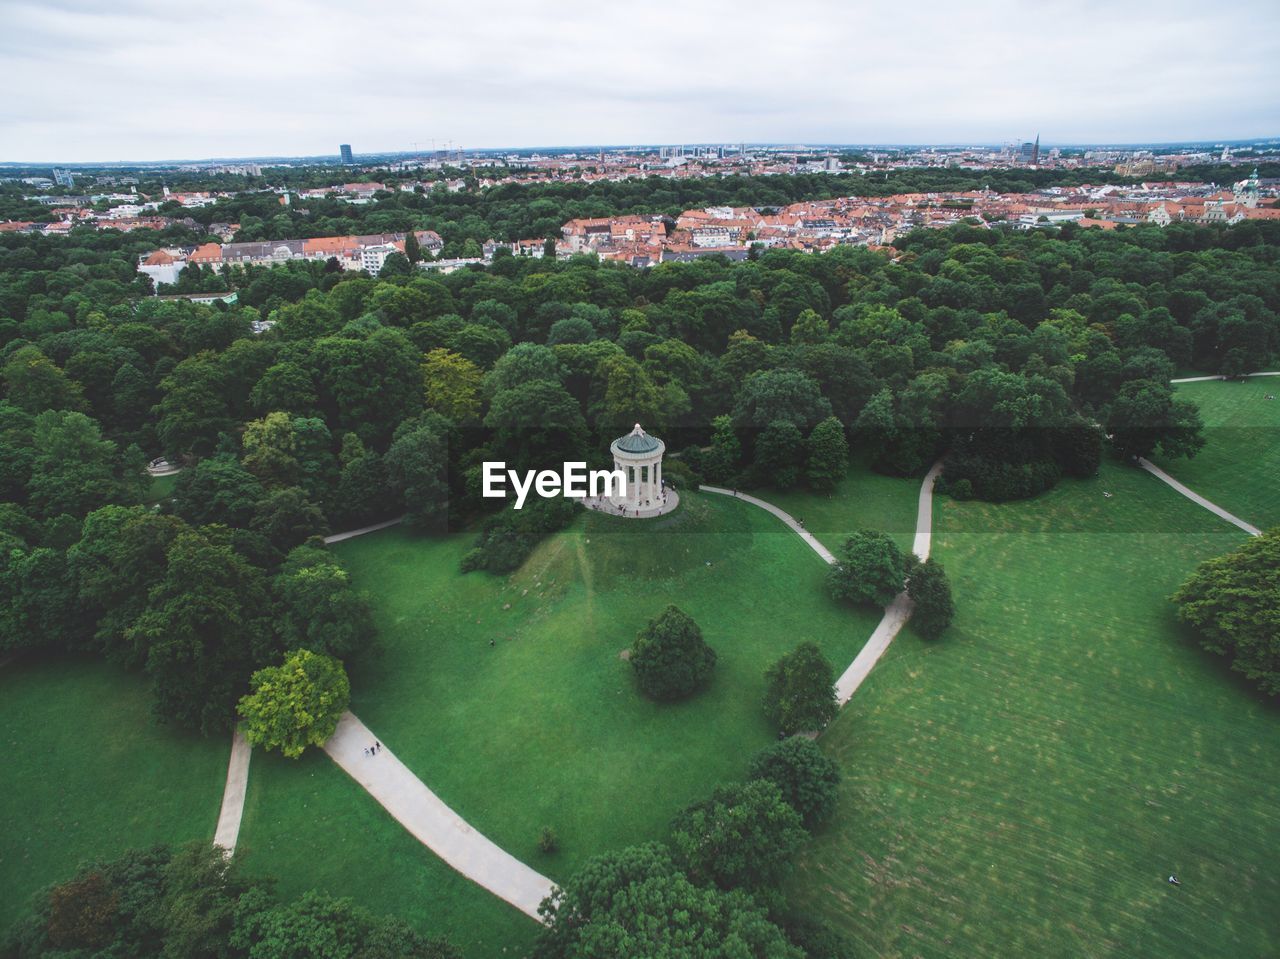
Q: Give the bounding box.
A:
[2,0,1278,163]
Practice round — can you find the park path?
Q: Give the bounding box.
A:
[699,486,837,563]
[324,711,554,920]
[1169,371,1279,384]
[701,459,942,704]
[323,516,406,544]
[300,465,941,916]
[1139,372,1273,536]
[1137,457,1261,537]
[212,728,251,854]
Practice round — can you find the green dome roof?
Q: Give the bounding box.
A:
[614,423,661,454]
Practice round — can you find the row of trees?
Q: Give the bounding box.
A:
[0,499,371,735]
[2,843,458,958]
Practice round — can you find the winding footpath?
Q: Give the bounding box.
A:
[212,729,251,855]
[323,515,406,544]
[228,375,1272,911]
[208,515,410,858]
[259,469,941,917]
[1169,371,1280,384]
[323,712,554,919]
[698,486,837,563]
[1136,457,1261,537]
[1138,371,1277,536]
[702,459,943,704]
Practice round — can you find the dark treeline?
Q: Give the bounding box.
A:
[2,215,1279,737]
[2,842,459,959]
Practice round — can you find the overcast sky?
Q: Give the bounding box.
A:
[1,0,1277,163]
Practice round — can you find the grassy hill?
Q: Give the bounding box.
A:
[240,475,920,956]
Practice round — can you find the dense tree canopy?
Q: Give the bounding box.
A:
[0,196,1275,741]
[670,779,807,891]
[1172,528,1280,696]
[827,529,906,608]
[2,843,458,959]
[746,736,842,828]
[534,843,803,959]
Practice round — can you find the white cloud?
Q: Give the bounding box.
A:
[0,0,1276,161]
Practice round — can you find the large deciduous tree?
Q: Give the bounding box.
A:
[126,528,277,734]
[534,843,802,959]
[173,455,265,528]
[1172,529,1280,696]
[746,736,842,828]
[733,369,831,432]
[669,779,808,890]
[1,344,85,414]
[484,378,587,473]
[754,419,805,490]
[274,547,374,659]
[630,605,716,701]
[763,643,838,735]
[422,348,482,425]
[385,416,450,531]
[27,410,141,519]
[238,649,351,758]
[908,556,955,639]
[1106,378,1205,461]
[826,529,905,608]
[68,505,187,655]
[805,416,849,492]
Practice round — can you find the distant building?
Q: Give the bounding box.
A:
[1018,135,1040,166]
[340,144,354,165]
[359,243,399,273]
[52,168,75,188]
[1233,168,1260,208]
[138,249,186,286]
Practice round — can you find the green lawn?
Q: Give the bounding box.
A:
[752,457,923,556]
[235,750,535,959]
[787,459,1280,957]
[0,655,229,932]
[1154,376,1280,530]
[328,492,890,882]
[239,484,917,949]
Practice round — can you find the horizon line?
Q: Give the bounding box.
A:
[3,136,1279,169]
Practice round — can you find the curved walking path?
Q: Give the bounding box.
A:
[323,515,406,544]
[324,711,554,919]
[1143,372,1273,536]
[212,728,251,854]
[1170,371,1279,384]
[702,460,943,704]
[302,466,945,918]
[1137,457,1261,537]
[699,486,837,563]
